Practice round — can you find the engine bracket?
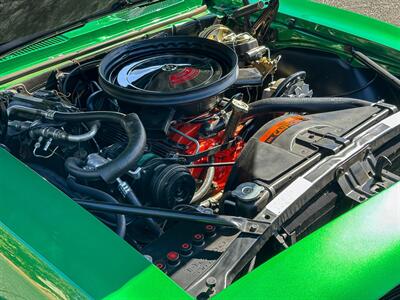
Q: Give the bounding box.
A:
[336,153,400,203]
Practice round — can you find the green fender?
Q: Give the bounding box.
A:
[214,183,400,299]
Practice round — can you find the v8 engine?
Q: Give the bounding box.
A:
[1,19,400,298]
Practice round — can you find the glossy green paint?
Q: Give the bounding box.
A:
[0,0,400,298]
[103,268,192,300]
[0,222,87,299]
[210,0,400,74]
[0,149,188,299]
[0,0,203,79]
[3,147,399,299]
[0,0,399,89]
[214,182,400,300]
[272,0,400,74]
[279,0,400,52]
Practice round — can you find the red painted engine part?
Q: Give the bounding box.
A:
[169,122,244,192]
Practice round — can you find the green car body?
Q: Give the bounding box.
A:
[0,0,399,298]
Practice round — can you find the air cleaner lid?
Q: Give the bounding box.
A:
[115,54,223,93]
[99,37,238,113]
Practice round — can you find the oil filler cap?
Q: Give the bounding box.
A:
[232,182,265,202]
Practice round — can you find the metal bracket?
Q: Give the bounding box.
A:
[337,153,398,203]
[296,128,349,155]
[372,101,399,114]
[76,200,270,235]
[250,0,279,42]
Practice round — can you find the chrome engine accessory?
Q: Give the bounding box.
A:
[198,24,235,42]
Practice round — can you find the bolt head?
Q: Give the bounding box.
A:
[249,224,259,232]
[206,277,217,288]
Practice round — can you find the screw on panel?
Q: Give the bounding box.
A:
[335,167,345,179]
[206,276,217,295]
[249,224,259,232]
[287,18,296,29]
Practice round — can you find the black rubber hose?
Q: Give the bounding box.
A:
[124,190,163,236]
[67,177,126,237]
[58,111,146,183]
[245,97,372,117]
[29,163,78,197]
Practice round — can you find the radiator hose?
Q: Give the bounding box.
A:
[246,97,372,117]
[8,107,146,183]
[56,111,146,183]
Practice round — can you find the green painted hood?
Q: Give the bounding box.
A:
[1,0,400,89]
[0,0,207,87]
[0,0,116,45]
[0,148,190,299]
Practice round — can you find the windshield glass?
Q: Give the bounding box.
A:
[0,0,117,45]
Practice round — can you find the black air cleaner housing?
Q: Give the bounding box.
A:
[99,37,238,114]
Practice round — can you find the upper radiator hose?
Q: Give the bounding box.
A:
[246,97,372,117]
[58,111,146,183]
[8,106,146,183]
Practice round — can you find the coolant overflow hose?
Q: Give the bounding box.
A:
[245,97,372,117]
[54,111,146,183]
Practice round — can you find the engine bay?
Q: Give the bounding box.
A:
[1,5,400,297]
